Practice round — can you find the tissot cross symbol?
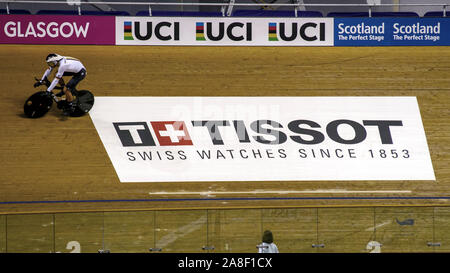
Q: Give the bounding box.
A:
[159,124,187,143]
[150,121,194,146]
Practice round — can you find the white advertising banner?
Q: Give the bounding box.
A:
[89,97,435,182]
[116,16,334,46]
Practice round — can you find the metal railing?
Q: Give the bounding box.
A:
[0,1,448,17]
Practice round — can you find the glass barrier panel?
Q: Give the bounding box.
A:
[1,206,449,253]
[374,207,433,253]
[7,214,54,253]
[317,208,374,253]
[54,212,103,253]
[207,209,262,253]
[155,210,207,253]
[433,207,450,253]
[103,211,155,253]
[0,215,5,253]
[261,208,317,253]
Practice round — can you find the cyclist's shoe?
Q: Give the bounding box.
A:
[34,80,43,88]
[62,102,76,116]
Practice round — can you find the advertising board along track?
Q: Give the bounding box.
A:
[89,96,435,183]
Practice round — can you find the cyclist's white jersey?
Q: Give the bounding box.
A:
[41,56,86,92]
[42,57,85,79]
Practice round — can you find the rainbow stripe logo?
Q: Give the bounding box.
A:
[124,21,133,40]
[196,22,206,41]
[268,23,278,41]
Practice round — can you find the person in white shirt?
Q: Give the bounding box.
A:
[35,53,87,116]
[258,230,279,253]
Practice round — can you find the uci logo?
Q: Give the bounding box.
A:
[123,21,180,41]
[196,22,252,41]
[268,22,326,42]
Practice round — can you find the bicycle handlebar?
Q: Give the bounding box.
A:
[34,77,64,90]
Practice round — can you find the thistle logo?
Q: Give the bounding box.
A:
[122,21,180,41]
[268,22,326,42]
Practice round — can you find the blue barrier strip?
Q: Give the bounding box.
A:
[1,196,450,205]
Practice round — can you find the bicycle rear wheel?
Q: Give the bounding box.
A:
[71,90,95,117]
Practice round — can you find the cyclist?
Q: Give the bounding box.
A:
[35,53,87,115]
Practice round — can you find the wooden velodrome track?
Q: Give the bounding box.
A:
[0,44,449,215]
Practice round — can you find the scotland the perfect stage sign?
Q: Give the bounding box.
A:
[334,17,450,46]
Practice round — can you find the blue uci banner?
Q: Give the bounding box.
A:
[334,17,450,46]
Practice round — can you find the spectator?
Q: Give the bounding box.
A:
[258,230,279,253]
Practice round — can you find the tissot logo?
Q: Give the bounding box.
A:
[114,121,192,146]
[151,121,193,146]
[113,122,156,146]
[113,119,403,147]
[90,97,435,182]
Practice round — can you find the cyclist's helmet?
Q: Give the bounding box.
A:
[46,53,63,67]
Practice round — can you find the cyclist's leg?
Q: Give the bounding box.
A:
[63,69,86,115]
[55,78,66,97]
[61,71,75,102]
[66,69,86,98]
